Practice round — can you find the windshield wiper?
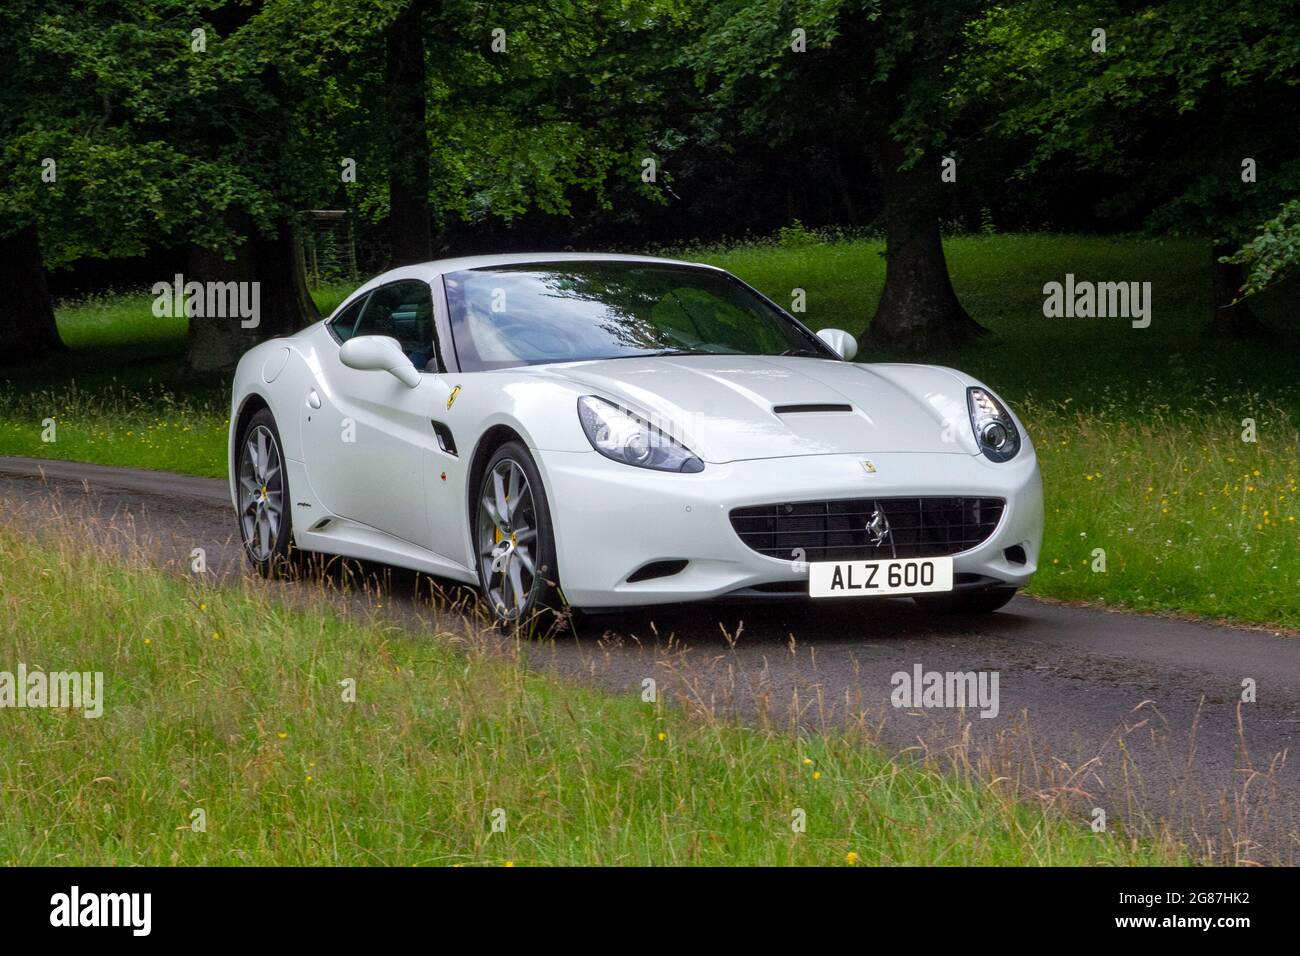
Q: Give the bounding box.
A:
[779,347,828,358]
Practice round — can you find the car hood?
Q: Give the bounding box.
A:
[536,355,980,463]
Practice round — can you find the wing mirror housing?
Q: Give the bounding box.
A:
[816,328,858,361]
[339,335,421,388]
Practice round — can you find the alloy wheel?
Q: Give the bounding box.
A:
[238,424,284,561]
[477,458,539,620]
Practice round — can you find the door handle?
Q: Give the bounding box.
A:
[306,389,322,409]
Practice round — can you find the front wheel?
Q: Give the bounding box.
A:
[236,409,294,576]
[913,587,1018,615]
[474,441,565,627]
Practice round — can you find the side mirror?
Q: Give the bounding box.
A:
[816,328,858,361]
[339,335,421,388]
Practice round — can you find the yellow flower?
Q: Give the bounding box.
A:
[277,732,288,740]
[503,860,515,867]
[813,770,822,780]
[802,757,813,765]
[845,851,859,865]
[657,731,667,742]
[199,603,207,611]
[212,631,220,640]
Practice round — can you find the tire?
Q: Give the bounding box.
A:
[235,408,295,576]
[913,586,1018,615]
[473,440,565,628]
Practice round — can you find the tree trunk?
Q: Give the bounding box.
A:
[183,214,320,376]
[0,225,64,364]
[385,0,432,266]
[1209,243,1273,340]
[862,138,986,354]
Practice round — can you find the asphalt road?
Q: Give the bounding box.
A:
[2,454,1297,861]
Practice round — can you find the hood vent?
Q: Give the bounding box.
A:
[772,403,853,415]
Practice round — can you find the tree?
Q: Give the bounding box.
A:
[2,0,329,375]
[686,0,991,353]
[0,0,179,362]
[0,227,62,361]
[385,0,434,265]
[960,0,1300,339]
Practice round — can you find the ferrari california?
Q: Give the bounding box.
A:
[228,253,1042,624]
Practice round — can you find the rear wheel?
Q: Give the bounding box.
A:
[236,409,294,576]
[474,441,564,627]
[914,587,1017,615]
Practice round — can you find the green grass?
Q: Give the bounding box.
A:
[0,521,1184,865]
[1,236,1297,627]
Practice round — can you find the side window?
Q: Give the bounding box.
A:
[328,295,369,342]
[354,281,440,371]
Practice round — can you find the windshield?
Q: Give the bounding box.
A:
[442,261,832,371]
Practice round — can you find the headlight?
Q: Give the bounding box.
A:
[577,396,704,473]
[967,386,1021,462]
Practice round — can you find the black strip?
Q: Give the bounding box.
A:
[772,403,853,414]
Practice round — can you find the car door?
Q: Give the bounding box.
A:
[301,280,443,550]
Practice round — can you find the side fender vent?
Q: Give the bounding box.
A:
[430,420,458,456]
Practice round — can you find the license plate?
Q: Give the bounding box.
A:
[808,556,953,598]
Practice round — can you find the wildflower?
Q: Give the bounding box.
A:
[846,852,859,865]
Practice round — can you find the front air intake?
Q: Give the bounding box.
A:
[626,560,689,583]
[730,497,1005,562]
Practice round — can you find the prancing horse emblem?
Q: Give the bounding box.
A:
[866,508,891,547]
[861,459,876,474]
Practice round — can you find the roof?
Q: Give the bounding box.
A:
[371,251,717,283]
[330,252,724,318]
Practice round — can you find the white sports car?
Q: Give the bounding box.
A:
[229,253,1042,624]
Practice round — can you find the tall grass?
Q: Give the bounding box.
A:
[0,516,1185,866]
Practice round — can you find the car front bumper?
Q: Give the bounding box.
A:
[538,448,1044,608]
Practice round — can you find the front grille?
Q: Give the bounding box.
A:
[729,497,1005,562]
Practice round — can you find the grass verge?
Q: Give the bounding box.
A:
[0,520,1183,866]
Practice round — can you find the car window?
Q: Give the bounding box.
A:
[352,281,441,371]
[442,262,829,371]
[328,295,369,342]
